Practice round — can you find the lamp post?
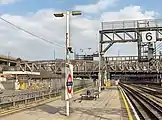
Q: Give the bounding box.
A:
[53,10,81,116]
[118,50,120,56]
[7,52,11,66]
[53,49,55,60]
[80,48,92,55]
[54,11,81,62]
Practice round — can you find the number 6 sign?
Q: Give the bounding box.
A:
[142,31,156,42]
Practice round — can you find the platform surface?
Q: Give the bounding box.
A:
[2,86,123,120]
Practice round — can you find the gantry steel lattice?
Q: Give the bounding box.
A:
[99,19,162,86]
[100,19,162,59]
[1,55,162,79]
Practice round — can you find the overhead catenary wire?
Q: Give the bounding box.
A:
[156,47,162,52]
[156,42,162,49]
[156,44,162,51]
[156,43,162,53]
[0,16,65,48]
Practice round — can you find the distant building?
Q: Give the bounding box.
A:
[74,53,99,61]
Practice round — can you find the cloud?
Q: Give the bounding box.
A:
[101,5,158,21]
[0,0,20,5]
[0,5,158,60]
[101,5,158,56]
[74,0,118,14]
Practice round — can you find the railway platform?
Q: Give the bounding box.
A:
[2,86,126,120]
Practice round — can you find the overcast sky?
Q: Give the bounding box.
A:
[0,0,160,60]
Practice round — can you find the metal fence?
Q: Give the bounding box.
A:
[0,79,93,109]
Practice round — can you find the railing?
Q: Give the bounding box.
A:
[2,56,162,74]
[105,55,161,62]
[0,79,93,111]
[105,56,139,61]
[101,19,162,30]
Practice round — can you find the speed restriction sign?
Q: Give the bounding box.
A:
[142,31,156,42]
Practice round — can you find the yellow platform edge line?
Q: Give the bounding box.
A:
[119,86,133,120]
[0,87,88,117]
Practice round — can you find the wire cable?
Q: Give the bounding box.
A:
[0,16,65,48]
[156,42,162,48]
[156,42,162,50]
[156,44,162,51]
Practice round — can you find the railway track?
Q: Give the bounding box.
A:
[120,83,162,120]
[131,85,162,101]
[145,85,162,91]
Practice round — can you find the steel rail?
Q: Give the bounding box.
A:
[131,85,162,100]
[120,83,162,119]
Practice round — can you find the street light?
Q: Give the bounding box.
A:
[53,10,82,117]
[54,10,82,61]
[71,11,82,16]
[80,48,92,55]
[53,12,64,17]
[54,11,81,17]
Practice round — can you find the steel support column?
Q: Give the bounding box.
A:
[137,31,142,62]
[99,31,104,92]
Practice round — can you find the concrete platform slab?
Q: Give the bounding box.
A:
[2,86,123,120]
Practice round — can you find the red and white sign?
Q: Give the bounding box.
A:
[67,74,72,93]
[65,63,73,100]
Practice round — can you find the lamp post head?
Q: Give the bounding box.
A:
[88,48,92,50]
[53,12,64,17]
[71,11,82,16]
[54,11,82,17]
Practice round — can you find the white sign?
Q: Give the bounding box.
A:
[142,31,156,42]
[65,63,73,100]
